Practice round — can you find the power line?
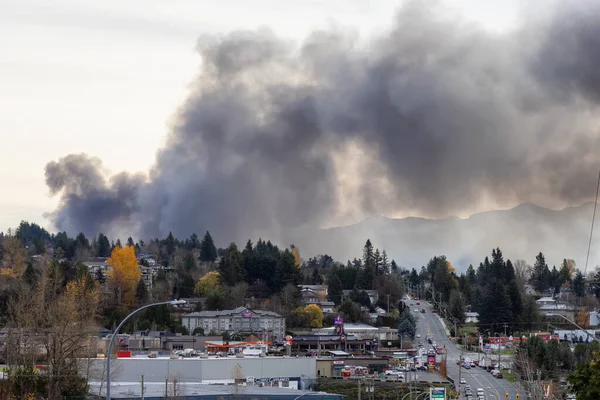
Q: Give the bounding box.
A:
[583,168,600,276]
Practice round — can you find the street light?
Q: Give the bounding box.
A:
[414,391,429,400]
[545,313,598,342]
[401,391,422,400]
[105,299,186,400]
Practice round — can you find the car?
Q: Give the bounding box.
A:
[420,308,426,313]
[460,378,467,384]
[416,334,421,338]
[414,309,419,313]
[465,385,471,391]
[416,302,420,305]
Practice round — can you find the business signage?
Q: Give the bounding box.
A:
[430,387,446,399]
[241,312,253,318]
[253,377,291,383]
[334,316,344,326]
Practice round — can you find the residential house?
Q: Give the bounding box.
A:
[299,286,334,313]
[181,307,286,341]
[537,297,576,320]
[465,312,479,324]
[523,284,536,296]
[298,285,328,299]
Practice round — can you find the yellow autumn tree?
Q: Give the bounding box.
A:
[291,246,301,267]
[195,271,221,296]
[446,261,456,274]
[1,234,27,278]
[107,245,140,307]
[304,304,323,328]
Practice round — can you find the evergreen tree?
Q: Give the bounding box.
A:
[75,232,89,249]
[448,290,466,324]
[409,268,419,286]
[199,231,217,262]
[310,268,323,285]
[189,233,200,249]
[22,262,38,286]
[274,249,301,293]
[127,237,135,247]
[358,240,376,289]
[572,270,586,297]
[530,252,551,293]
[97,233,111,257]
[374,248,382,275]
[165,232,176,256]
[218,243,245,286]
[559,259,572,288]
[397,308,417,341]
[381,250,389,275]
[328,275,343,305]
[135,278,148,305]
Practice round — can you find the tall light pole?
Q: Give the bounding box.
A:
[105,299,186,400]
[546,313,598,342]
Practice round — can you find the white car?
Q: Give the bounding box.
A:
[460,378,467,384]
[416,334,421,338]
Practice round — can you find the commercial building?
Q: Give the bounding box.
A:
[84,355,318,390]
[88,382,342,400]
[181,307,285,341]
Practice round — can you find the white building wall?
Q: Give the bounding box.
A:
[84,357,317,383]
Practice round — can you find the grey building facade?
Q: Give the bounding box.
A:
[181,307,286,341]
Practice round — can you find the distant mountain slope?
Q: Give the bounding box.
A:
[291,202,600,272]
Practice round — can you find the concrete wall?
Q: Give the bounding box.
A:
[85,356,317,383]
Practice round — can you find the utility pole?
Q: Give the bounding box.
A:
[358,376,361,400]
[141,375,144,400]
[387,294,391,313]
[503,323,508,337]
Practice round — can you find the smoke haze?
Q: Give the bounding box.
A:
[45,1,600,246]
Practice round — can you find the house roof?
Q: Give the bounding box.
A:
[182,306,282,318]
[537,297,556,303]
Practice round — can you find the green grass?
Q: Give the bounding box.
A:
[500,369,516,383]
[462,325,478,335]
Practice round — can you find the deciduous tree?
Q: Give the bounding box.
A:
[194,271,221,296]
[1,234,27,278]
[304,304,323,328]
[107,245,141,307]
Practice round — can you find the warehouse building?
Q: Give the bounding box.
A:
[88,382,343,400]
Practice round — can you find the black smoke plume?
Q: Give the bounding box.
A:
[45,1,600,244]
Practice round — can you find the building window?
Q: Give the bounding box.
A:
[172,344,183,350]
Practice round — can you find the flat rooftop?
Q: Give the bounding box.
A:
[88,382,342,399]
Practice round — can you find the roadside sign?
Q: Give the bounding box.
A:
[430,387,446,399]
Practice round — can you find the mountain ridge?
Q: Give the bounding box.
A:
[289,202,600,273]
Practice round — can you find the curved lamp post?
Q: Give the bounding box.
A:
[401,390,422,400]
[105,299,186,400]
[414,391,429,400]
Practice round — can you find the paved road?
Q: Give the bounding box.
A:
[406,300,524,399]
